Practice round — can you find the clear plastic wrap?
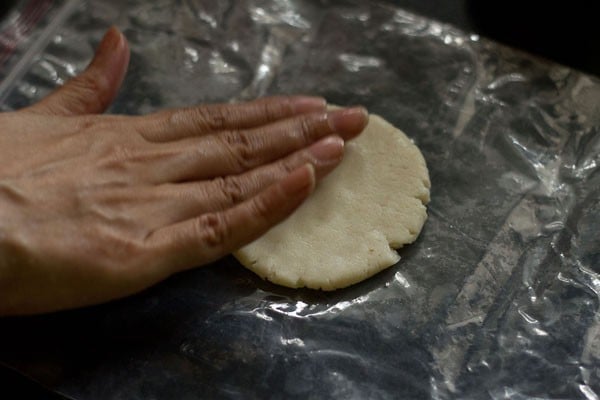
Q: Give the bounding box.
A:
[1,1,599,399]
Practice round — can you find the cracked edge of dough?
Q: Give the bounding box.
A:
[233,111,430,291]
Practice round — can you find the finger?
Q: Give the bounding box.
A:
[146,107,367,183]
[146,164,316,273]
[137,95,328,142]
[139,136,343,229]
[24,26,130,116]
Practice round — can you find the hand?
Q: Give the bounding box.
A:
[0,27,368,316]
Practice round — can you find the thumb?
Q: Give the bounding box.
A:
[25,27,130,116]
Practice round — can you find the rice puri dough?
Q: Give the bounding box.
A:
[234,111,430,290]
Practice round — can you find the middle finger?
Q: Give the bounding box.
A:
[131,135,344,231]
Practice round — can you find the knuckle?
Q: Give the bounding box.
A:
[195,213,229,248]
[70,73,110,110]
[278,158,298,175]
[109,144,134,163]
[76,115,124,133]
[83,225,141,262]
[74,115,97,131]
[167,106,230,134]
[199,106,229,131]
[165,109,186,131]
[249,195,271,221]
[95,143,136,176]
[0,180,27,204]
[219,130,255,171]
[258,99,286,121]
[189,106,229,132]
[99,236,148,277]
[213,176,246,206]
[112,237,144,261]
[298,116,318,144]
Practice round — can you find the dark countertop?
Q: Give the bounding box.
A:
[394,0,599,76]
[0,1,598,399]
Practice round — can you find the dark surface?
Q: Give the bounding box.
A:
[395,0,599,76]
[1,0,599,398]
[0,365,66,400]
[0,0,18,17]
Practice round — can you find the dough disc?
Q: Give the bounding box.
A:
[234,112,430,290]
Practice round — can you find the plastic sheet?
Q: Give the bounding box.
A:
[1,1,599,399]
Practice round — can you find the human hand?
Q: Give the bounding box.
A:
[0,27,368,316]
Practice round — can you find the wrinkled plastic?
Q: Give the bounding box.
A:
[1,1,599,399]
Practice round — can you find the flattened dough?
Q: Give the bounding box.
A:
[234,111,430,290]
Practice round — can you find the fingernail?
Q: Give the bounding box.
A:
[90,27,129,88]
[327,107,369,134]
[281,164,316,196]
[309,135,344,165]
[99,26,124,55]
[90,27,125,74]
[290,96,327,113]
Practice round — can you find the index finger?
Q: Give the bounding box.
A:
[137,96,327,142]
